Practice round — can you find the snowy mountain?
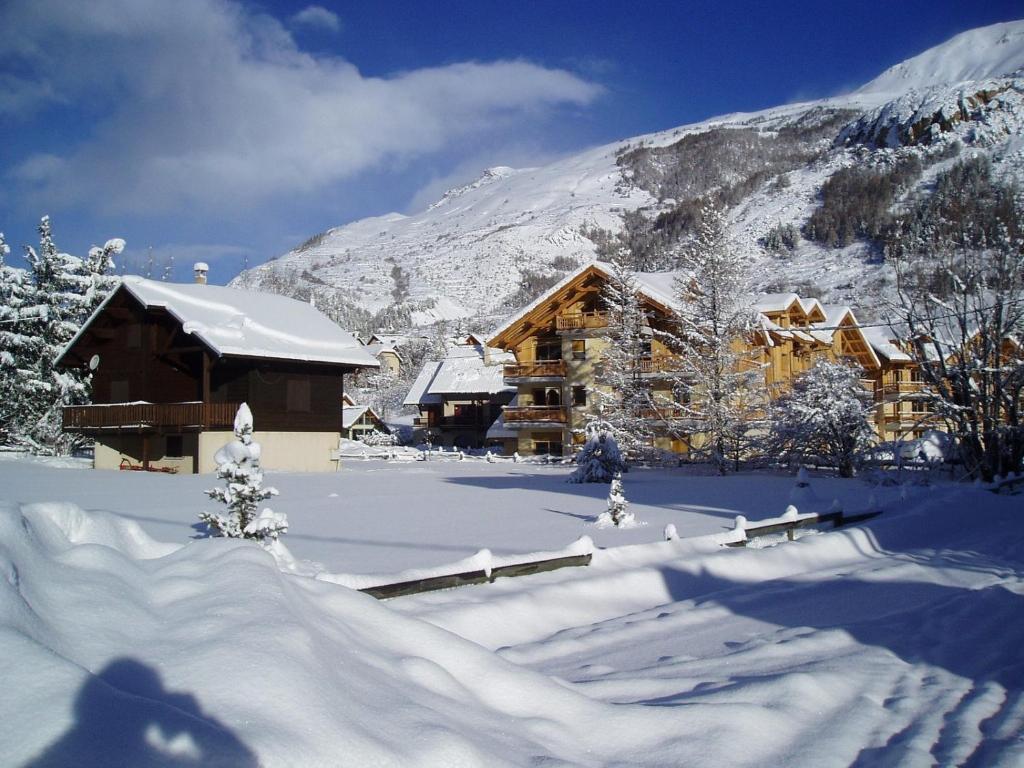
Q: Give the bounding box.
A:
[233,21,1024,328]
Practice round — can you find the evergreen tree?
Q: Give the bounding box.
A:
[200,403,286,545]
[606,473,632,527]
[568,420,627,483]
[669,203,766,473]
[767,360,875,477]
[591,259,657,461]
[1,218,122,451]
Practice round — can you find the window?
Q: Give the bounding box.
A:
[126,325,142,349]
[910,367,924,383]
[165,435,184,457]
[286,378,311,412]
[533,440,564,456]
[572,385,587,406]
[572,340,586,360]
[536,340,562,361]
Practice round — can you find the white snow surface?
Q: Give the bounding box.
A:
[403,343,514,406]
[858,21,1024,95]
[70,276,379,367]
[2,454,1024,766]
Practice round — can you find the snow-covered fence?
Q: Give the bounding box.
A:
[724,504,882,548]
[318,538,594,600]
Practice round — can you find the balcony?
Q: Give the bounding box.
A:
[502,406,568,425]
[412,415,431,427]
[63,402,241,433]
[634,355,686,375]
[879,381,924,398]
[556,311,608,332]
[503,360,567,382]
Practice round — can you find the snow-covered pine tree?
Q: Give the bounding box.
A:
[568,419,627,483]
[200,403,286,545]
[12,217,121,452]
[603,473,634,527]
[0,233,31,445]
[590,259,657,462]
[767,360,875,477]
[669,203,766,473]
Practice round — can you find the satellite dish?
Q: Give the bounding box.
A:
[88,354,100,371]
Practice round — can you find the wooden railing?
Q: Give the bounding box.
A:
[63,402,241,432]
[556,311,608,331]
[634,355,685,374]
[502,406,568,424]
[639,406,689,420]
[879,381,923,397]
[503,360,567,379]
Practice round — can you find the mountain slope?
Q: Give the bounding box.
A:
[234,20,1024,329]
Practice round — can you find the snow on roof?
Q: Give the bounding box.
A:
[342,405,386,430]
[861,325,912,363]
[403,361,443,406]
[365,342,403,361]
[403,344,514,405]
[69,277,379,368]
[752,293,824,318]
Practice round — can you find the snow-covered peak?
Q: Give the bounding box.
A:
[428,165,520,210]
[858,20,1024,95]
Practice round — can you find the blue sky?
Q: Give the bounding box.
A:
[1,0,1020,283]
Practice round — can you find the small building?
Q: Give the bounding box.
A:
[403,339,515,449]
[57,273,379,473]
[341,393,391,441]
[363,342,402,377]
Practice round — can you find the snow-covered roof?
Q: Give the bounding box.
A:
[861,325,912,363]
[751,293,824,318]
[364,342,402,361]
[403,344,515,406]
[342,405,387,431]
[65,277,379,368]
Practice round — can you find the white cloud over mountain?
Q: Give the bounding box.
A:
[0,0,601,215]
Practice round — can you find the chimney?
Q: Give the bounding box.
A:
[193,262,209,285]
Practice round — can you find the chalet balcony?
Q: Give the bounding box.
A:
[502,405,568,425]
[634,355,686,375]
[412,416,431,427]
[639,406,689,421]
[63,402,241,434]
[555,311,608,332]
[503,360,567,382]
[879,381,924,399]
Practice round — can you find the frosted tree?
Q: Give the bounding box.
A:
[669,203,766,473]
[891,205,1024,480]
[767,360,875,477]
[0,233,30,445]
[9,217,122,452]
[362,365,404,421]
[591,259,657,461]
[568,419,627,483]
[200,403,286,545]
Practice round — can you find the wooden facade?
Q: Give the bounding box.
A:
[58,283,372,473]
[488,264,901,457]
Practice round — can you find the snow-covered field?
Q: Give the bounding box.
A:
[2,455,1022,766]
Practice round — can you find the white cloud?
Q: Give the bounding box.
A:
[0,0,601,216]
[290,5,341,33]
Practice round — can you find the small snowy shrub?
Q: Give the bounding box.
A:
[200,403,285,545]
[361,430,397,447]
[596,472,634,528]
[569,421,627,483]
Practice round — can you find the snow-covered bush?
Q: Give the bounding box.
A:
[767,360,875,477]
[568,421,627,483]
[200,404,285,546]
[360,430,397,447]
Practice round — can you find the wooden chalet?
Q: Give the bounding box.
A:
[488,262,891,458]
[57,273,378,473]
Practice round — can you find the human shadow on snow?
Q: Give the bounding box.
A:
[23,657,258,768]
